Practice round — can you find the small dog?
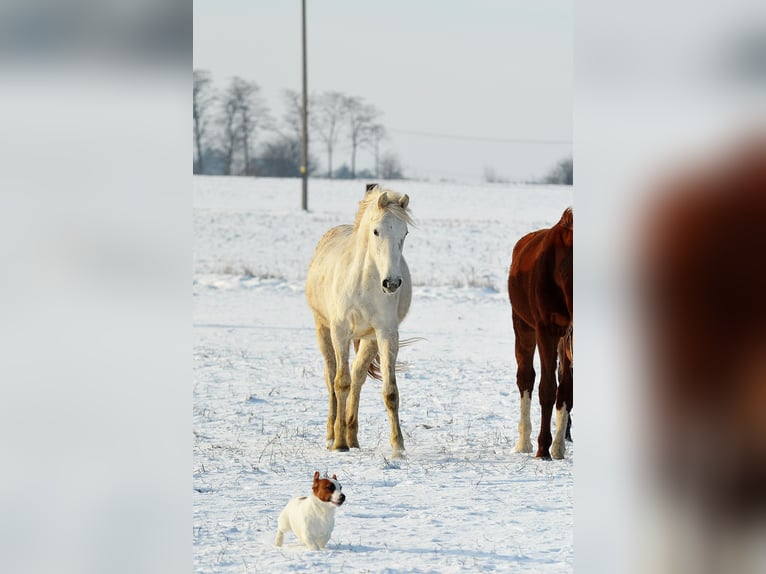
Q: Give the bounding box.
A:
[274,471,345,550]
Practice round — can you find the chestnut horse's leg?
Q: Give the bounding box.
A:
[314,321,337,449]
[330,324,352,451]
[346,338,378,449]
[377,329,405,458]
[536,328,559,459]
[513,312,536,453]
[551,335,573,459]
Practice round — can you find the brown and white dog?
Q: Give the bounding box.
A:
[274,471,345,550]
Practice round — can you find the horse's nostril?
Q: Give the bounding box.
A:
[382,277,402,292]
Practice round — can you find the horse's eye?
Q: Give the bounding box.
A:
[373,229,379,236]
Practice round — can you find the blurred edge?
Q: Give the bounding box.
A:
[0,1,190,574]
[0,0,189,66]
[2,0,765,573]
[576,1,766,574]
[640,136,766,572]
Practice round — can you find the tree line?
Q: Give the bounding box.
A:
[193,70,404,179]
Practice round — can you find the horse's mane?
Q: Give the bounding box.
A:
[353,188,414,231]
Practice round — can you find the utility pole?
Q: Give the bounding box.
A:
[300,0,308,211]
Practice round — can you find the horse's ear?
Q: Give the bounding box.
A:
[365,183,379,194]
[562,207,573,230]
[560,207,573,247]
[399,194,409,209]
[377,191,389,208]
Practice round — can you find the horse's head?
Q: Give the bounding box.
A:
[358,184,412,295]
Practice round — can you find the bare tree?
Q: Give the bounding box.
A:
[367,124,387,178]
[380,151,404,179]
[257,136,302,177]
[311,91,347,178]
[345,97,381,178]
[541,157,573,185]
[218,77,272,176]
[257,134,317,177]
[193,69,216,174]
[281,89,316,142]
[218,90,240,176]
[281,89,303,140]
[483,166,509,184]
[229,77,272,175]
[253,89,318,178]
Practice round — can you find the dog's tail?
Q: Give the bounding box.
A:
[353,337,424,381]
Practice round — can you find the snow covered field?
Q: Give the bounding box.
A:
[193,176,574,572]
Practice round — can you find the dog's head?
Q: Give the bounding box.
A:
[312,471,345,507]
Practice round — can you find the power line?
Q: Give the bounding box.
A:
[389,128,571,145]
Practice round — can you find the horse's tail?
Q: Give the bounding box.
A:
[353,337,424,381]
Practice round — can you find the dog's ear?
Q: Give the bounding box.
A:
[332,474,337,480]
[313,471,320,482]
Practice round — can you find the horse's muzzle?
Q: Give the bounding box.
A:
[382,277,402,294]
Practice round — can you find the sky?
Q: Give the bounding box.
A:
[193,1,572,184]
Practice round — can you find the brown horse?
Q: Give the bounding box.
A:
[508,208,573,459]
[641,138,766,521]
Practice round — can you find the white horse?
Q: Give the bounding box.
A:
[306,183,413,457]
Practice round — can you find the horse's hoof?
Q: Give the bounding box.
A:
[392,449,406,460]
[333,445,349,452]
[515,442,533,454]
[550,448,566,460]
[536,450,552,460]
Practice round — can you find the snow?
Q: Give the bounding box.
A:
[193,176,574,572]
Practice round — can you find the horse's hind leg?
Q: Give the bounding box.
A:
[315,322,337,449]
[513,313,536,453]
[377,330,405,458]
[346,338,377,448]
[551,335,573,459]
[536,329,559,459]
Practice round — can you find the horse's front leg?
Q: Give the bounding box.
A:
[347,338,377,449]
[513,313,536,453]
[315,322,337,449]
[536,329,559,459]
[377,329,404,457]
[330,325,352,451]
